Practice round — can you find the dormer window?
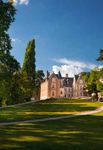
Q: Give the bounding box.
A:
[52,91,55,97]
[51,83,56,89]
[52,78,56,82]
[52,91,54,96]
[52,85,54,88]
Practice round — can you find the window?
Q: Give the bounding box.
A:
[51,83,56,89]
[52,84,55,89]
[80,86,83,92]
[80,92,83,96]
[61,91,63,95]
[52,91,55,97]
[52,78,56,82]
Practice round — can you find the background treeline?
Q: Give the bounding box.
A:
[0,0,44,106]
[82,49,103,97]
[82,68,103,95]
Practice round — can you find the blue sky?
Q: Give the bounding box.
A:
[9,0,103,76]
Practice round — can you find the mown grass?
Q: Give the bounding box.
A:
[0,111,103,150]
[0,98,102,123]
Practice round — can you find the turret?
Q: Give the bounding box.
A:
[46,70,50,79]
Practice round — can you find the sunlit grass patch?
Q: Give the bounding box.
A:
[0,111,103,150]
[0,98,103,123]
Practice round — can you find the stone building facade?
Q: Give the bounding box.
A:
[40,71,85,100]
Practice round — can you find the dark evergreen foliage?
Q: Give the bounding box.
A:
[35,70,45,99]
[22,39,36,85]
[21,39,36,100]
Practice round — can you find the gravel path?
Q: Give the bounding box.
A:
[0,106,103,126]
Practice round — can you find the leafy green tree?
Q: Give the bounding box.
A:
[82,70,98,95]
[0,0,16,54]
[21,39,36,100]
[0,0,20,106]
[81,72,90,95]
[82,68,103,100]
[82,72,90,84]
[96,50,103,94]
[97,81,103,92]
[0,54,20,106]
[8,71,25,104]
[96,68,103,92]
[87,70,98,96]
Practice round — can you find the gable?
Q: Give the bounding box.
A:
[49,73,58,81]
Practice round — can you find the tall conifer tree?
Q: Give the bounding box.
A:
[22,39,36,99]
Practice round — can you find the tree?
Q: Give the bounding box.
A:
[82,68,103,100]
[0,0,20,106]
[82,70,98,96]
[96,68,103,92]
[87,70,98,95]
[0,0,16,54]
[0,53,20,106]
[35,70,45,99]
[21,39,36,100]
[82,72,90,83]
[8,71,24,104]
[96,50,103,97]
[97,49,103,61]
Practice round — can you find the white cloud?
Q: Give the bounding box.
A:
[19,0,29,5]
[12,0,29,5]
[52,65,83,77]
[52,58,103,77]
[53,58,97,69]
[11,37,21,43]
[11,38,16,42]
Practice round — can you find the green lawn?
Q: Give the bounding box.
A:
[0,111,103,150]
[0,98,102,123]
[0,98,103,150]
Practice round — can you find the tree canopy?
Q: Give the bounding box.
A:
[82,68,103,97]
[0,0,16,53]
[0,0,20,106]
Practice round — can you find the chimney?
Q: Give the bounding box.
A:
[66,74,68,78]
[58,71,62,78]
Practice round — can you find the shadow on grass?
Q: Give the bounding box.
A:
[0,114,103,150]
[0,103,99,123]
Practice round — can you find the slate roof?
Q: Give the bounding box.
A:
[45,72,74,87]
[62,77,73,87]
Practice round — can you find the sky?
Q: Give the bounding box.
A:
[9,0,103,77]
